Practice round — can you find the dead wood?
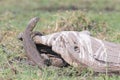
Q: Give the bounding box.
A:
[19,17,68,68]
[19,17,120,73]
[36,44,69,67]
[22,17,46,69]
[33,31,120,72]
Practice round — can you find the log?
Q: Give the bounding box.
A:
[33,31,120,72]
[19,17,120,73]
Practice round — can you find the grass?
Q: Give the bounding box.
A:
[0,0,120,80]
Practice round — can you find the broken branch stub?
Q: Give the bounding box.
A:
[22,17,46,69]
[21,17,120,73]
[33,31,120,72]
